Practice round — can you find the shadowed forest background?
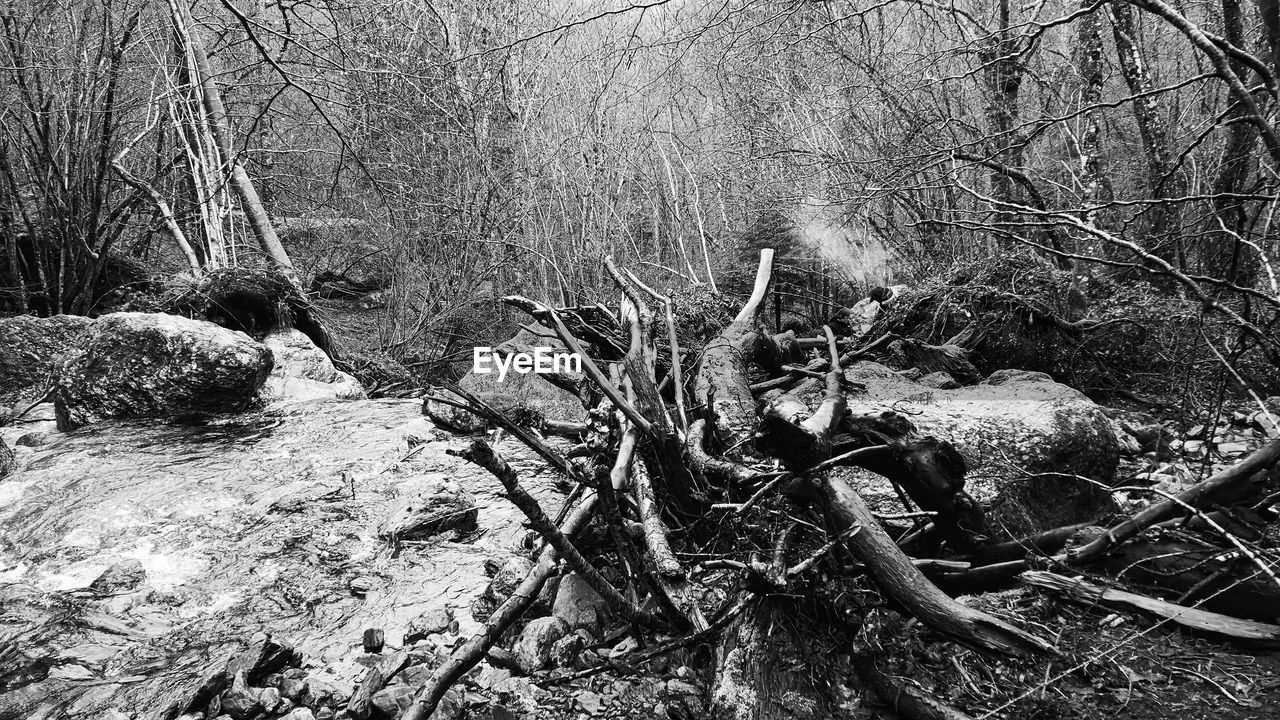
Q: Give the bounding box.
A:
[5,0,1279,402]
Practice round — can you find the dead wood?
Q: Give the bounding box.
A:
[454,440,663,628]
[401,494,598,720]
[858,653,976,720]
[820,474,1056,657]
[886,338,980,384]
[1021,570,1280,645]
[693,249,784,459]
[1067,438,1280,564]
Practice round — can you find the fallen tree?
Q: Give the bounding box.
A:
[403,251,1280,720]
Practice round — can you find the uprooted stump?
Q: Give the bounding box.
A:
[165,266,334,357]
[397,250,1280,720]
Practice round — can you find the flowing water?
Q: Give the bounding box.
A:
[0,399,565,718]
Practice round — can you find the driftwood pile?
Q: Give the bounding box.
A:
[408,251,1280,720]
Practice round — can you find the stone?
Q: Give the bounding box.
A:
[379,480,478,541]
[918,371,960,390]
[259,686,282,713]
[549,633,586,669]
[1102,407,1171,458]
[552,573,611,634]
[52,312,273,431]
[14,431,49,447]
[371,685,415,716]
[405,607,455,644]
[513,616,570,674]
[488,556,535,600]
[0,314,95,400]
[219,671,262,719]
[1217,442,1250,456]
[833,362,1121,536]
[576,690,604,714]
[304,678,340,707]
[608,636,638,659]
[89,559,147,594]
[258,328,365,404]
[401,663,434,687]
[280,676,308,701]
[281,709,315,720]
[423,324,586,433]
[363,628,385,653]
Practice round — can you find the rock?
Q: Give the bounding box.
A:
[835,362,1120,535]
[363,628,385,653]
[552,573,610,634]
[258,328,365,404]
[53,312,273,431]
[423,388,490,433]
[14,431,49,447]
[89,559,147,594]
[228,634,301,685]
[405,607,455,644]
[1102,408,1171,457]
[401,417,439,449]
[608,636,638,659]
[1217,441,1250,456]
[219,671,262,719]
[488,556,535,600]
[259,687,282,713]
[0,437,12,480]
[280,676,308,701]
[423,324,586,433]
[888,339,980,385]
[549,633,586,669]
[0,314,95,399]
[281,709,316,720]
[380,480,478,540]
[918,371,960,390]
[513,616,569,674]
[576,690,604,714]
[371,685,415,716]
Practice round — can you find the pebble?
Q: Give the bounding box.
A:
[259,687,282,713]
[576,690,604,714]
[1217,442,1249,456]
[609,636,638,659]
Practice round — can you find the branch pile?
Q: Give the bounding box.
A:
[406,251,1280,720]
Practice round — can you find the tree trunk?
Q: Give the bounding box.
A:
[168,0,333,355]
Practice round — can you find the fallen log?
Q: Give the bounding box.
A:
[694,249,789,459]
[1021,570,1280,646]
[1067,437,1280,564]
[821,474,1055,657]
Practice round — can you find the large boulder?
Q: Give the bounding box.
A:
[837,362,1120,535]
[424,324,586,432]
[258,328,365,404]
[53,312,273,431]
[0,315,96,401]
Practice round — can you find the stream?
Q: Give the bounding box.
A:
[0,398,564,719]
